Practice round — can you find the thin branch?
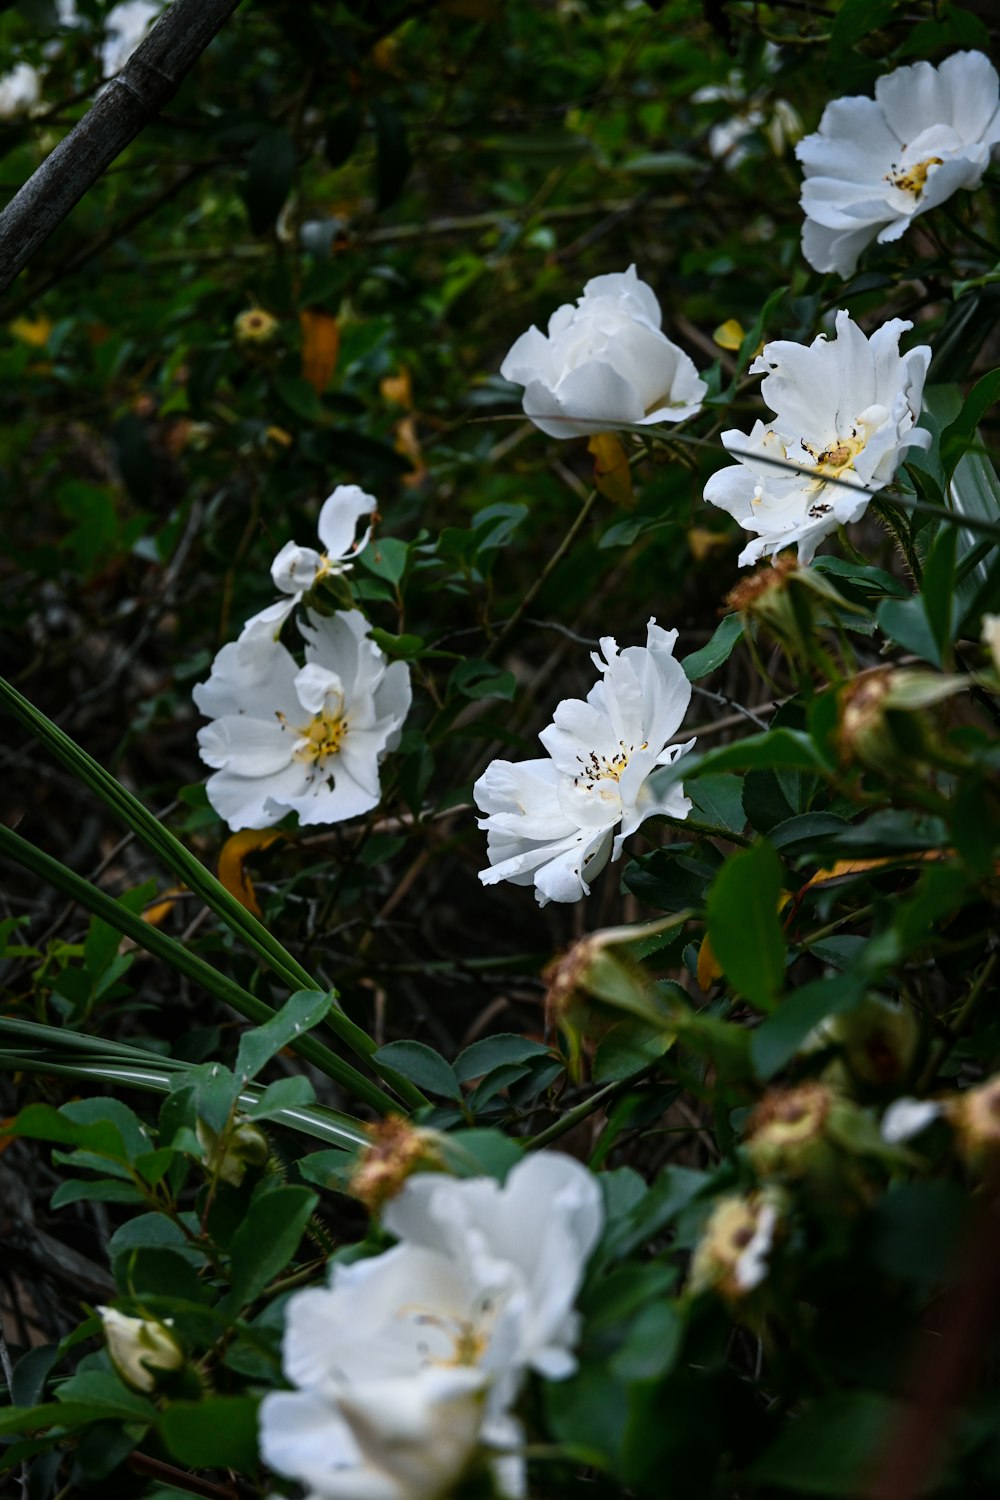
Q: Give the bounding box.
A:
[0,0,243,297]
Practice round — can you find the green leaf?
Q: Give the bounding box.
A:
[453,1033,552,1083]
[4,1103,126,1158]
[706,842,785,1009]
[244,1075,315,1119]
[689,773,746,835]
[372,1041,463,1101]
[682,614,743,680]
[0,1400,152,1437]
[609,1300,682,1382]
[751,976,864,1080]
[114,1247,213,1306]
[236,989,334,1084]
[876,595,943,667]
[750,1391,901,1493]
[439,1128,523,1182]
[226,1185,318,1311]
[160,1396,260,1472]
[830,0,897,51]
[297,1148,353,1191]
[939,367,1000,480]
[593,1020,671,1082]
[372,101,412,209]
[273,370,324,424]
[244,128,296,234]
[448,659,517,702]
[360,536,409,585]
[921,522,958,660]
[50,1178,145,1209]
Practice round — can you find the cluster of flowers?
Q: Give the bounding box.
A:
[475,50,1000,904]
[258,1152,603,1500]
[193,487,411,831]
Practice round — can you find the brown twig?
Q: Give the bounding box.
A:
[0,0,243,297]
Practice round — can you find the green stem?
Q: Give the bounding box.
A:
[918,951,998,1092]
[526,1080,622,1150]
[0,821,409,1115]
[483,487,599,661]
[0,675,426,1109]
[872,497,922,584]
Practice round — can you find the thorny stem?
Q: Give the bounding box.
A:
[918,950,998,1093]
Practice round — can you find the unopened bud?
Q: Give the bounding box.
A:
[543,920,677,1078]
[98,1308,184,1393]
[349,1115,445,1214]
[837,667,962,776]
[196,1117,269,1187]
[688,1190,784,1302]
[817,996,920,1088]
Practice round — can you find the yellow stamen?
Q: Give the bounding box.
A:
[293,711,348,764]
[885,156,943,198]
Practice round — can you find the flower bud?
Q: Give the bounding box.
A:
[816,995,920,1088]
[837,667,963,776]
[234,307,281,347]
[196,1117,269,1187]
[98,1308,184,1393]
[724,558,852,672]
[982,613,1000,676]
[543,920,678,1078]
[349,1115,445,1215]
[688,1190,785,1302]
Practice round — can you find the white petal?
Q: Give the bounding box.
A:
[318,485,378,560]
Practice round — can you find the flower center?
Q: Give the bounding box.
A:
[292,710,348,764]
[802,432,867,481]
[573,740,647,789]
[407,1310,490,1369]
[884,156,943,199]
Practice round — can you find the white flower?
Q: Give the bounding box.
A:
[704,311,931,566]
[474,620,695,906]
[881,1096,942,1145]
[100,0,162,77]
[0,63,41,119]
[259,1154,602,1500]
[193,608,411,830]
[98,1307,183,1393]
[797,51,1000,278]
[500,265,706,439]
[982,613,1000,674]
[242,485,376,641]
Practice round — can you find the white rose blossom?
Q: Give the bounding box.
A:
[193,608,410,830]
[500,265,706,439]
[241,484,376,641]
[258,1153,603,1500]
[704,311,931,566]
[474,620,695,905]
[797,51,1000,278]
[0,63,41,119]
